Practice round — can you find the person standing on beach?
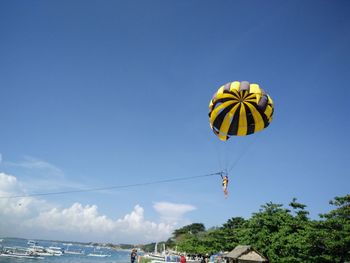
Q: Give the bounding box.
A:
[180,254,186,263]
[131,249,137,263]
[200,253,209,263]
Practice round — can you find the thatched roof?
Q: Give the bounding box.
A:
[225,245,267,262]
[226,245,251,258]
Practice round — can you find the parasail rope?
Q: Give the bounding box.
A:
[0,172,223,199]
[226,135,259,174]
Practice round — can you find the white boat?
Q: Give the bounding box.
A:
[87,252,110,257]
[28,245,53,256]
[65,249,84,255]
[145,254,166,261]
[0,246,44,259]
[143,243,181,262]
[87,247,110,257]
[27,240,37,246]
[65,244,84,255]
[46,246,63,256]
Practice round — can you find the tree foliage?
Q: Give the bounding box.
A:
[149,194,350,263]
[173,223,206,238]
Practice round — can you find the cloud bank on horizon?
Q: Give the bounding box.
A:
[0,172,196,244]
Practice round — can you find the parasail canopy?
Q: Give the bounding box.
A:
[209,81,274,141]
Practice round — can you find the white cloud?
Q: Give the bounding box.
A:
[2,156,87,192]
[5,156,64,178]
[0,172,53,237]
[0,172,195,244]
[0,172,20,193]
[153,202,196,224]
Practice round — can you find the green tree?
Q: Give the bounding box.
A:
[309,195,350,262]
[173,223,206,238]
[237,201,312,262]
[219,217,246,251]
[168,195,350,263]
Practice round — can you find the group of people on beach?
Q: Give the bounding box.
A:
[179,254,210,263]
[130,249,212,263]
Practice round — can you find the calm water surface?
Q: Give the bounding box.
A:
[0,238,131,263]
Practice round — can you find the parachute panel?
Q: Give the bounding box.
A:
[209,81,274,140]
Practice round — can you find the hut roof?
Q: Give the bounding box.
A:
[225,245,267,262]
[225,245,251,258]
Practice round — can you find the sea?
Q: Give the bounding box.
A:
[0,237,131,263]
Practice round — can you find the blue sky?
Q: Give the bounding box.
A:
[0,0,349,243]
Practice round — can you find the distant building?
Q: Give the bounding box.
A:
[225,245,268,263]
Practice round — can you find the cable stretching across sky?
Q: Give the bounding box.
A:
[0,172,223,199]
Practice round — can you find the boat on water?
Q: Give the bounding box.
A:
[28,245,54,256]
[27,240,37,246]
[0,246,44,259]
[46,246,64,256]
[143,243,181,263]
[144,253,167,261]
[65,249,85,255]
[27,241,63,256]
[65,244,85,255]
[87,247,110,257]
[144,242,164,260]
[87,251,111,257]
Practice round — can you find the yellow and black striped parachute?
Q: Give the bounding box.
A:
[209,81,274,141]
